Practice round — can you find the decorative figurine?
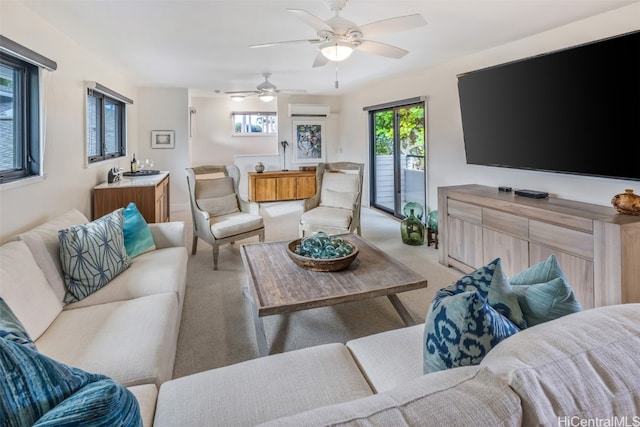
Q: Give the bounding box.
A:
[611,189,640,216]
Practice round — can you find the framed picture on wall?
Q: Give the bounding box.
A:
[293,120,325,163]
[151,130,175,149]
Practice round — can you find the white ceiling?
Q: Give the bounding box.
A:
[22,0,638,97]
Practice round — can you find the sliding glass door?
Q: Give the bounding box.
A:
[369,102,426,220]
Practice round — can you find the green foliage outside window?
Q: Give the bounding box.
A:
[374,106,425,169]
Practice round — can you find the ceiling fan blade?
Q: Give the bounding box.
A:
[356,40,409,59]
[277,89,308,94]
[312,52,329,68]
[249,39,321,48]
[224,90,258,95]
[359,14,426,38]
[287,9,333,33]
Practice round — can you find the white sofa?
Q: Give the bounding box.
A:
[0,209,187,427]
[152,303,640,426]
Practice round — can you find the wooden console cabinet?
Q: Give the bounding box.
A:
[249,170,316,202]
[93,172,170,223]
[438,184,640,308]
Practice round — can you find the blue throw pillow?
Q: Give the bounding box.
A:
[451,258,527,329]
[423,286,520,373]
[0,337,141,427]
[0,298,37,351]
[123,202,156,258]
[58,208,132,303]
[509,255,583,326]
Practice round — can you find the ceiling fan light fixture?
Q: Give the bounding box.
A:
[258,92,275,102]
[320,40,353,62]
[230,95,245,102]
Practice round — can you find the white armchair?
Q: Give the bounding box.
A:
[186,165,264,270]
[299,162,364,238]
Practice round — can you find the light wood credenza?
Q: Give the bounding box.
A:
[248,170,316,202]
[93,172,170,223]
[438,184,640,309]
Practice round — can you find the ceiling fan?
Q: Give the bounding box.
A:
[249,0,427,68]
[224,73,306,102]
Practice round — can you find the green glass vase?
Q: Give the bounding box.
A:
[401,202,425,246]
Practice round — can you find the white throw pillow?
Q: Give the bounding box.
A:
[197,193,240,216]
[320,189,357,210]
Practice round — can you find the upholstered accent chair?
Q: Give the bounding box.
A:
[186,165,264,270]
[299,162,364,238]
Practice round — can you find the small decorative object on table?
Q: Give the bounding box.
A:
[401,202,425,246]
[287,231,358,272]
[255,162,265,173]
[611,189,640,216]
[280,140,289,171]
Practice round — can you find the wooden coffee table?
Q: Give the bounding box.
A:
[241,234,427,357]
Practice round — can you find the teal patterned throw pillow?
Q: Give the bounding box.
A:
[59,209,132,303]
[123,202,156,258]
[0,298,37,351]
[423,286,520,373]
[0,337,141,427]
[451,258,527,329]
[510,255,583,326]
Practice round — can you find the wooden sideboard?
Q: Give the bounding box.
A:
[93,172,170,223]
[438,184,640,309]
[249,170,316,202]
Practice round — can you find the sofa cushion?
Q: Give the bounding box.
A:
[0,337,141,427]
[258,366,523,427]
[0,241,62,341]
[128,384,158,427]
[63,246,188,310]
[300,206,353,229]
[423,287,520,373]
[17,208,89,302]
[452,257,527,329]
[123,202,156,258]
[0,298,37,351]
[509,254,582,326]
[153,343,374,427]
[347,324,425,393]
[35,293,180,387]
[480,303,640,426]
[58,208,132,303]
[210,211,264,239]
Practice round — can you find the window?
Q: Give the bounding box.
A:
[87,87,126,163]
[232,111,277,135]
[0,53,41,184]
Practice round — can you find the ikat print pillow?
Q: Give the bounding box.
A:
[0,337,141,427]
[58,208,132,303]
[509,255,583,326]
[423,286,520,374]
[0,298,37,351]
[451,258,528,329]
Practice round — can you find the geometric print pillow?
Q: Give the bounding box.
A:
[423,286,520,374]
[509,255,583,327]
[451,258,528,330]
[58,209,132,303]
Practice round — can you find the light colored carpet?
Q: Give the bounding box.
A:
[172,202,461,379]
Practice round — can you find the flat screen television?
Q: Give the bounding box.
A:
[457,30,640,181]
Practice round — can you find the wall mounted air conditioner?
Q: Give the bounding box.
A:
[288,104,330,117]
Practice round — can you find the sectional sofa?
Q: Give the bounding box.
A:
[2,209,639,426]
[0,208,187,426]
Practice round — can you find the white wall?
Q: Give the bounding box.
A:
[339,3,640,212]
[0,2,138,243]
[136,87,190,212]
